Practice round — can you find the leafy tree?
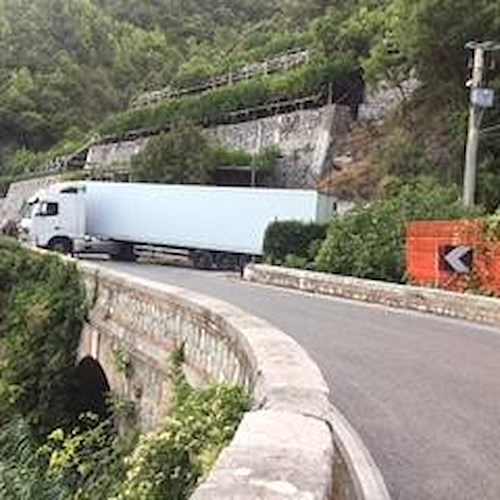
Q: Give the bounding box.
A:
[131,123,217,184]
[114,25,182,105]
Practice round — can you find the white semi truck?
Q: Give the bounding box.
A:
[25,181,342,269]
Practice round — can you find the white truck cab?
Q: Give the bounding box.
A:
[28,183,86,253]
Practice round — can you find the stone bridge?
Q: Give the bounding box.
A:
[75,259,389,500]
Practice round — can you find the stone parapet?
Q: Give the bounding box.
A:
[244,263,500,328]
[78,260,389,500]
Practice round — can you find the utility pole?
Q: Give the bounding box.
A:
[463,41,500,206]
[463,44,484,206]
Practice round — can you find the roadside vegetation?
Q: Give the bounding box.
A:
[131,122,281,184]
[99,56,358,136]
[264,178,481,282]
[0,239,248,498]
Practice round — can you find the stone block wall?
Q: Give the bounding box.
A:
[206,104,352,188]
[84,104,352,189]
[76,260,389,500]
[79,264,254,430]
[85,137,149,173]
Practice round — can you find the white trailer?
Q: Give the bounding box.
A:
[26,181,341,269]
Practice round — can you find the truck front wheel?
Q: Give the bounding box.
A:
[48,237,73,255]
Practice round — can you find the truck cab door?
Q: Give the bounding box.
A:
[32,201,60,247]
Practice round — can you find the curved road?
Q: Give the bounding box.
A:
[101,261,500,500]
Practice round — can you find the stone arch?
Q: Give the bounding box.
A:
[74,356,111,419]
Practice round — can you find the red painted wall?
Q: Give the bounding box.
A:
[406,220,500,295]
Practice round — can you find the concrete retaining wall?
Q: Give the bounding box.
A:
[206,104,351,188]
[85,105,352,189]
[85,137,149,173]
[244,264,500,327]
[78,260,389,500]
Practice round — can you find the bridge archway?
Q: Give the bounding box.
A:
[74,356,111,419]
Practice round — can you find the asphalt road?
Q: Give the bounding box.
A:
[99,260,500,500]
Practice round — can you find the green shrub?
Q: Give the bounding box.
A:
[315,177,482,282]
[213,147,252,167]
[119,383,248,500]
[40,414,131,499]
[283,254,310,269]
[253,146,282,170]
[131,123,217,184]
[0,417,70,499]
[213,145,281,169]
[118,351,249,500]
[263,220,327,265]
[3,132,92,177]
[100,57,356,137]
[0,241,87,437]
[378,132,429,178]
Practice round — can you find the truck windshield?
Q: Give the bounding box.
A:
[20,201,33,218]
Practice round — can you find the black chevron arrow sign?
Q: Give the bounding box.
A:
[440,245,473,274]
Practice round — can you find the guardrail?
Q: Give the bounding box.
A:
[131,48,311,110]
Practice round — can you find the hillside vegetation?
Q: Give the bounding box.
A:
[0,0,326,172]
[1,0,500,207]
[0,239,248,498]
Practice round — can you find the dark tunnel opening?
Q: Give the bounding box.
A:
[73,356,112,420]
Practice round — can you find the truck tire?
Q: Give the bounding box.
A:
[215,252,238,271]
[111,243,136,262]
[48,237,73,255]
[192,250,214,270]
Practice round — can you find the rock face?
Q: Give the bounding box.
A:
[84,104,353,189]
[358,78,420,123]
[0,174,62,225]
